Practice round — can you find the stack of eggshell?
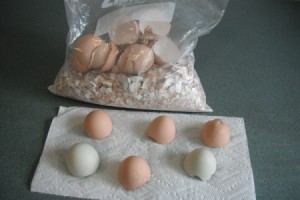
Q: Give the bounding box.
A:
[69,18,180,75]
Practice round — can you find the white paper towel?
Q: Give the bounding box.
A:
[31,106,256,200]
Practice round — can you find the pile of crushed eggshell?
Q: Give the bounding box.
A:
[66,110,230,191]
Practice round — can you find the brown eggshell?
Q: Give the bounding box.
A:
[147,115,176,144]
[117,44,154,75]
[117,50,133,74]
[154,53,167,67]
[69,54,90,73]
[90,41,111,69]
[117,156,151,191]
[70,34,102,73]
[109,20,139,45]
[200,119,230,148]
[84,110,112,140]
[100,42,119,72]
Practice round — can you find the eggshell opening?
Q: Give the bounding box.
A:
[117,156,151,190]
[84,110,112,140]
[200,119,230,148]
[153,37,180,66]
[147,115,176,144]
[117,50,132,74]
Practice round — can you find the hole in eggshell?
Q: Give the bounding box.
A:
[193,175,201,180]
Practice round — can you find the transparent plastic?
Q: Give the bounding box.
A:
[49,0,229,112]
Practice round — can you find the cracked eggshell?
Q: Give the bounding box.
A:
[147,115,176,144]
[70,34,103,73]
[66,143,100,177]
[200,119,230,148]
[70,55,89,73]
[117,156,151,191]
[84,110,112,140]
[153,36,180,66]
[117,44,154,75]
[109,20,139,45]
[183,148,216,181]
[90,41,111,69]
[100,42,119,72]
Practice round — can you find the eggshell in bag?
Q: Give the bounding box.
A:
[117,156,151,190]
[117,44,154,75]
[70,34,103,73]
[109,20,139,45]
[153,36,180,66]
[139,20,171,36]
[69,55,90,73]
[100,42,119,72]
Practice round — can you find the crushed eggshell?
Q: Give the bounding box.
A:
[49,53,211,112]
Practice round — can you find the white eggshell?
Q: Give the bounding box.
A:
[66,143,100,177]
[153,36,180,66]
[183,148,216,181]
[109,20,139,45]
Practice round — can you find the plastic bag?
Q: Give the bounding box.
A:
[49,0,229,112]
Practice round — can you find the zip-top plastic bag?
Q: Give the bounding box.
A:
[49,0,229,112]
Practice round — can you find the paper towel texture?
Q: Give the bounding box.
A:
[31,106,256,200]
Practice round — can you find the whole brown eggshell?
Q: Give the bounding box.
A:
[200,119,230,148]
[84,110,112,140]
[147,115,176,144]
[153,36,180,66]
[117,156,151,191]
